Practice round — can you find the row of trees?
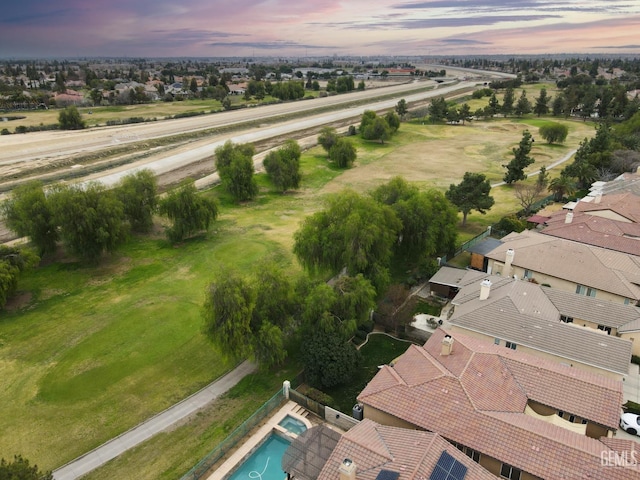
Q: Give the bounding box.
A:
[1,171,219,262]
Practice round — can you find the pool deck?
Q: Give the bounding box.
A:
[206,401,313,480]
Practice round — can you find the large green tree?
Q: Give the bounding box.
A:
[0,246,39,309]
[263,140,302,192]
[329,137,357,168]
[58,105,85,130]
[539,123,569,144]
[158,179,218,243]
[50,183,127,262]
[302,327,360,389]
[395,98,408,119]
[514,90,532,117]
[372,177,458,260]
[215,141,258,202]
[502,87,515,117]
[115,169,158,233]
[385,111,400,133]
[1,181,58,255]
[202,268,254,360]
[534,88,551,117]
[293,189,401,292]
[360,110,395,144]
[446,172,495,226]
[503,130,535,184]
[318,126,339,153]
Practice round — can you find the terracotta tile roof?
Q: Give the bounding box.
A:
[459,353,528,412]
[317,419,497,480]
[358,329,633,480]
[485,230,640,301]
[501,357,622,428]
[542,213,640,255]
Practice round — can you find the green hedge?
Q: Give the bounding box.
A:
[624,400,640,415]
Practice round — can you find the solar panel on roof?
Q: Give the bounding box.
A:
[429,451,467,480]
[376,469,400,480]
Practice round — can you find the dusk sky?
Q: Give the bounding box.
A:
[1,0,640,58]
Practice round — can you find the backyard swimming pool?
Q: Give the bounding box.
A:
[227,434,290,480]
[277,415,308,435]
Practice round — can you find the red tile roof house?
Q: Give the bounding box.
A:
[358,328,640,480]
[312,419,497,480]
[541,193,640,256]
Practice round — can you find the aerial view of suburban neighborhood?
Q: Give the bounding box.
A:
[3,1,640,480]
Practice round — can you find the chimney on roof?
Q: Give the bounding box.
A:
[339,459,356,480]
[565,212,574,224]
[441,335,454,356]
[504,248,515,276]
[479,279,492,300]
[595,192,602,203]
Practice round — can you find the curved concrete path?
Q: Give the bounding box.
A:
[52,361,257,480]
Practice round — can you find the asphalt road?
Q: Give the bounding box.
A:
[80,81,479,187]
[52,361,257,480]
[1,80,446,168]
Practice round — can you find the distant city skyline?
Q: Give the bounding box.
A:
[2,0,640,59]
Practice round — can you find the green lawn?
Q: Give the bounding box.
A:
[0,109,597,475]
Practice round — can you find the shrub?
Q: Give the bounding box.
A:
[305,387,334,406]
[624,400,640,415]
[15,125,27,134]
[632,355,640,366]
[1,128,10,135]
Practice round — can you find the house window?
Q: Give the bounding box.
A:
[558,410,564,418]
[494,338,501,345]
[452,442,481,463]
[524,269,533,279]
[465,447,481,463]
[582,419,588,425]
[500,464,522,480]
[576,284,597,297]
[506,341,517,350]
[560,315,573,323]
[568,415,576,423]
[598,325,612,335]
[625,298,631,305]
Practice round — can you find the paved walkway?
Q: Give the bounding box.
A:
[624,362,640,404]
[53,361,257,480]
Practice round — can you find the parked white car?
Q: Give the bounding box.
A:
[620,413,640,435]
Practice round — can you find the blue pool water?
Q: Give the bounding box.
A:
[277,415,308,435]
[228,434,290,480]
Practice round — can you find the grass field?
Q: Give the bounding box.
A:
[0,107,597,475]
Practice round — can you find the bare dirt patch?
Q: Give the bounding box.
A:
[3,291,33,311]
